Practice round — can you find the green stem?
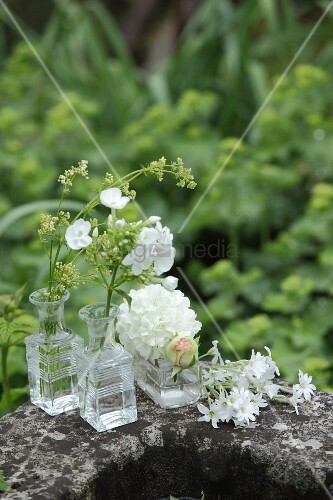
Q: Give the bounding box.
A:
[1,346,14,412]
[48,239,53,294]
[105,264,119,315]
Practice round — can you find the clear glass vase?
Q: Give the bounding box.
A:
[25,289,84,416]
[77,303,137,432]
[136,357,201,409]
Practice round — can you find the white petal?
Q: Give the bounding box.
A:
[122,253,135,265]
[197,403,209,415]
[162,276,178,292]
[100,188,122,208]
[114,196,130,209]
[66,238,82,250]
[153,250,175,276]
[77,235,92,248]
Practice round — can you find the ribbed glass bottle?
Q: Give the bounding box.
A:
[77,303,137,432]
[25,289,83,416]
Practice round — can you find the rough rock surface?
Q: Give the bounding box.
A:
[1,388,333,500]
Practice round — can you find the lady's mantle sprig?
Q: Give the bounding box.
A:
[198,345,316,427]
[38,160,91,302]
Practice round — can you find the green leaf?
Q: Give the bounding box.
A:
[0,470,14,493]
[0,318,14,347]
[171,365,182,380]
[114,288,132,307]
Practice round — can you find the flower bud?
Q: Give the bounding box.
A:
[92,227,98,238]
[116,218,125,229]
[162,276,178,292]
[165,335,198,368]
[149,216,161,223]
[107,214,113,227]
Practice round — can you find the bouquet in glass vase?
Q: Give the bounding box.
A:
[73,157,198,430]
[117,283,202,409]
[25,161,90,415]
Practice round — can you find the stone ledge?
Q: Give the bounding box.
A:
[1,388,333,500]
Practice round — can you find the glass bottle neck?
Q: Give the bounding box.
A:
[30,289,69,338]
[79,303,121,352]
[87,320,119,351]
[36,302,66,337]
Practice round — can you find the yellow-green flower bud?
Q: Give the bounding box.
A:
[165,335,198,368]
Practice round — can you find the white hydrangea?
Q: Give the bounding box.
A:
[117,284,201,361]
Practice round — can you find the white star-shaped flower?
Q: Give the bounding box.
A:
[294,370,316,401]
[197,402,220,428]
[100,187,130,209]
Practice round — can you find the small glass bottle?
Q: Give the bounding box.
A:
[25,289,84,416]
[136,357,201,409]
[77,303,137,432]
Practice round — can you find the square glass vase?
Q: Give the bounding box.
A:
[77,303,137,432]
[136,357,201,409]
[25,289,84,416]
[25,331,84,416]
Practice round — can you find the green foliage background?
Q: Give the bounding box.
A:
[1,0,333,415]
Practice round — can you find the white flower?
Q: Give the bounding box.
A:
[207,340,223,365]
[294,370,316,401]
[65,219,92,250]
[234,400,258,425]
[261,382,280,399]
[162,276,178,292]
[100,187,130,209]
[117,284,201,361]
[215,395,234,423]
[197,402,220,428]
[245,350,268,379]
[152,222,175,276]
[244,347,280,384]
[149,216,161,223]
[202,367,228,387]
[232,388,260,424]
[138,227,158,246]
[289,386,305,415]
[122,246,152,276]
[249,392,268,409]
[122,221,176,276]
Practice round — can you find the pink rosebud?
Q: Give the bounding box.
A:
[165,335,198,368]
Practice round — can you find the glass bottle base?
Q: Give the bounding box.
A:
[25,331,84,416]
[77,349,137,432]
[30,394,80,416]
[80,407,137,432]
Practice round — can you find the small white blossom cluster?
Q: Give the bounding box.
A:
[198,345,316,428]
[58,159,89,192]
[117,284,201,361]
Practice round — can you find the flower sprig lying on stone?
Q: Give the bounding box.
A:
[117,284,201,375]
[198,344,316,427]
